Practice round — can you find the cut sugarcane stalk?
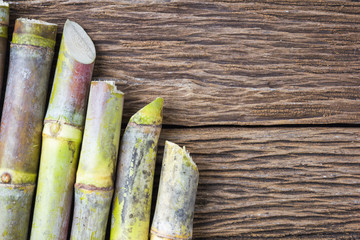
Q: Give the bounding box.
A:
[0,18,57,240]
[150,141,199,240]
[110,98,164,240]
[70,81,124,240]
[0,1,9,96]
[30,19,95,240]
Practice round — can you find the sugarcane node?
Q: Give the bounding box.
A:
[1,172,11,183]
[75,182,113,191]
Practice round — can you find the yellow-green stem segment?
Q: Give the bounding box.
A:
[32,123,82,239]
[12,18,57,49]
[0,2,9,38]
[70,81,124,240]
[0,17,57,240]
[110,98,163,240]
[30,20,95,240]
[150,141,199,240]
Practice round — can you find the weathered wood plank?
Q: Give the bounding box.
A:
[156,127,360,239]
[9,0,360,126]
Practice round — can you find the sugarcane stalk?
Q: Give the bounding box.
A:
[0,18,57,240]
[110,97,164,240]
[150,141,199,240]
[70,81,124,240]
[0,1,8,97]
[30,19,95,240]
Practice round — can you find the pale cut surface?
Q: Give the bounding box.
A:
[64,19,95,64]
[92,80,124,95]
[0,1,8,7]
[17,18,56,26]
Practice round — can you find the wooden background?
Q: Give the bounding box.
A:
[8,0,360,239]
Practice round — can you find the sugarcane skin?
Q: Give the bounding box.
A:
[0,25,7,38]
[12,18,57,48]
[12,33,55,49]
[0,18,57,240]
[111,125,161,240]
[76,82,124,188]
[71,186,113,240]
[46,36,94,126]
[0,184,34,239]
[31,122,82,240]
[70,81,124,240]
[0,17,57,183]
[0,5,9,38]
[150,141,199,240]
[110,98,163,240]
[31,20,94,239]
[0,44,55,184]
[130,97,163,125]
[0,5,9,24]
[0,4,7,99]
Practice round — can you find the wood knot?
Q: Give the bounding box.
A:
[1,172,11,183]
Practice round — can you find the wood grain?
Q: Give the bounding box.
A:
[5,1,360,239]
[8,0,360,126]
[156,127,360,239]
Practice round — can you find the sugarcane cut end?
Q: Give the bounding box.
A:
[64,19,96,64]
[91,80,124,96]
[0,1,9,7]
[13,18,57,49]
[150,233,190,240]
[165,140,198,173]
[130,97,164,125]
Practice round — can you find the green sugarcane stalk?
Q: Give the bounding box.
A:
[0,1,9,96]
[30,19,95,240]
[150,141,199,240]
[0,18,57,240]
[70,81,124,240]
[110,98,164,240]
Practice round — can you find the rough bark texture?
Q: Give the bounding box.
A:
[8,0,360,126]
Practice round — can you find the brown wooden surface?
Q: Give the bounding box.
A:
[158,127,360,239]
[7,0,360,239]
[10,0,360,126]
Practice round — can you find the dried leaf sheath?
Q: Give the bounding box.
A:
[0,1,9,96]
[151,141,199,240]
[110,98,163,240]
[70,81,124,240]
[0,18,57,240]
[30,20,95,240]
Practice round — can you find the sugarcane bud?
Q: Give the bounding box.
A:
[1,172,10,183]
